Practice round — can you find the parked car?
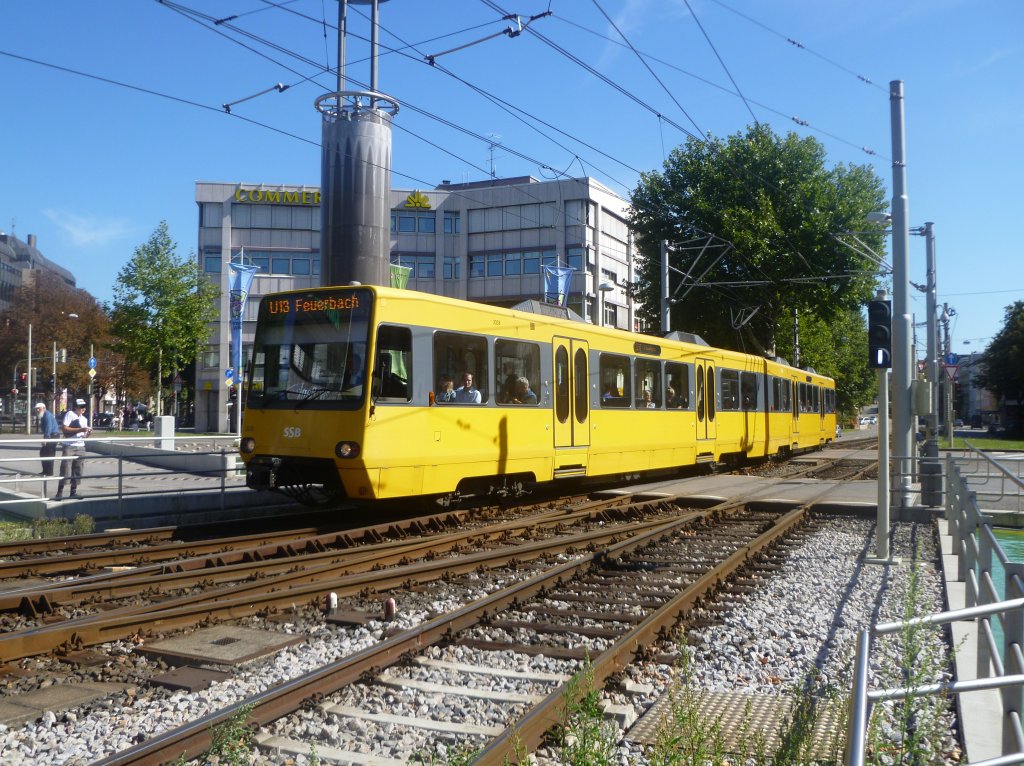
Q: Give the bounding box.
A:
[93,412,115,429]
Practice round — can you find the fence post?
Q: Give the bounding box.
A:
[117,455,124,521]
[844,628,872,766]
[977,520,993,677]
[220,448,226,513]
[1002,564,1024,755]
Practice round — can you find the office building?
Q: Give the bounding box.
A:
[195,176,634,432]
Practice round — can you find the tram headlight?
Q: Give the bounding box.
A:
[335,441,360,459]
[240,437,256,455]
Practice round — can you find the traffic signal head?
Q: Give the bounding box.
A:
[867,299,892,369]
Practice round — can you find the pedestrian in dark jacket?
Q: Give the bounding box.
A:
[35,402,60,476]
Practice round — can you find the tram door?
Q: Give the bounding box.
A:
[791,380,801,441]
[552,337,590,450]
[695,358,717,445]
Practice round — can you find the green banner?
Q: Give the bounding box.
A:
[390,264,412,289]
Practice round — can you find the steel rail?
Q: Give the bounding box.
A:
[0,497,647,615]
[91,505,740,766]
[0,501,699,662]
[472,504,809,764]
[0,509,478,578]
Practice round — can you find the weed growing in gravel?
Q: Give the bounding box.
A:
[559,655,619,766]
[866,557,959,765]
[644,633,840,766]
[207,703,255,766]
[647,642,727,766]
[410,742,481,765]
[0,514,94,541]
[34,513,94,538]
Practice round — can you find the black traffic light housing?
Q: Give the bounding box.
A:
[867,299,892,369]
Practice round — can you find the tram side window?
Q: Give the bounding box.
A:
[741,372,758,411]
[770,377,781,412]
[799,383,811,413]
[813,385,821,413]
[495,340,541,405]
[665,362,689,409]
[434,331,489,404]
[599,354,631,408]
[634,358,662,408]
[720,370,740,411]
[373,325,411,401]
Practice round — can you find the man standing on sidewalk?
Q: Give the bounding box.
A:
[35,402,60,476]
[54,399,91,500]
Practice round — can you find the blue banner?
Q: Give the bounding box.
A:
[228,262,258,378]
[543,265,573,306]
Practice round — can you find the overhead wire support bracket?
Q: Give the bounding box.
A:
[222,83,289,113]
[425,11,551,65]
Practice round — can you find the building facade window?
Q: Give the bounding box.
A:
[203,250,222,273]
[443,255,460,280]
[443,212,461,234]
[567,246,585,272]
[391,254,436,279]
[245,251,319,276]
[391,210,436,233]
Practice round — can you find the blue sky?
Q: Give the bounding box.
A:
[2,0,1021,356]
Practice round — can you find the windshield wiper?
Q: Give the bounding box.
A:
[294,386,346,407]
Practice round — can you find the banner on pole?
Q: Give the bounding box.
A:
[228,262,258,378]
[543,265,574,307]
[390,264,412,289]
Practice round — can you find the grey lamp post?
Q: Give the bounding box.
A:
[598,282,614,328]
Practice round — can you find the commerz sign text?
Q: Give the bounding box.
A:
[235,187,321,205]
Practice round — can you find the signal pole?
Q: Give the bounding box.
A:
[869,289,893,563]
[888,80,913,513]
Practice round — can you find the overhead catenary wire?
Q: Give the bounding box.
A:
[680,0,759,127]
[708,0,887,93]
[33,1,887,316]
[550,14,886,160]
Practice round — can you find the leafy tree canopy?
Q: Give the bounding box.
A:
[774,307,875,423]
[629,123,888,356]
[977,300,1024,433]
[110,221,219,392]
[0,271,115,403]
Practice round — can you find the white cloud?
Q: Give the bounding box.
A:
[42,209,133,247]
[958,46,1020,77]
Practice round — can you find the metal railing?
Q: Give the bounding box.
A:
[845,450,1024,764]
[0,433,244,517]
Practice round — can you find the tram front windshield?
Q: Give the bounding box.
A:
[247,289,373,410]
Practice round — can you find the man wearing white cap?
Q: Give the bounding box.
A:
[54,399,91,500]
[35,402,60,476]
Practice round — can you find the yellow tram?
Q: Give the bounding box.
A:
[240,286,837,504]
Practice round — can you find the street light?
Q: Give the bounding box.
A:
[598,281,614,328]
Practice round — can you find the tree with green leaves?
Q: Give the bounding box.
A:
[774,307,876,425]
[977,301,1024,435]
[110,221,218,414]
[629,123,888,361]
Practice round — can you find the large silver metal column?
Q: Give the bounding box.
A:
[317,91,398,287]
[317,0,398,288]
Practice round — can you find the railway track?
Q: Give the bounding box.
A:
[0,452,892,764]
[77,494,819,765]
